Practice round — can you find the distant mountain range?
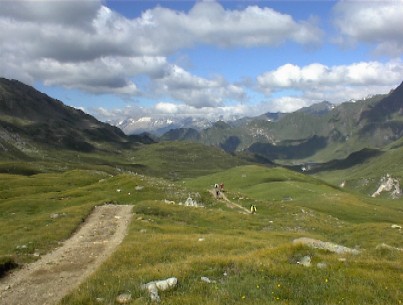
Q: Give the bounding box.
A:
[158,83,403,164]
[114,101,335,136]
[1,77,402,168]
[114,115,214,136]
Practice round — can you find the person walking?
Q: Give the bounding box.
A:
[250,204,257,214]
[214,183,220,198]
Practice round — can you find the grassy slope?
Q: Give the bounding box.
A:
[0,141,245,264]
[124,141,248,179]
[1,160,401,304]
[58,165,402,305]
[313,139,403,196]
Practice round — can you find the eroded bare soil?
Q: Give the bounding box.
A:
[0,204,133,305]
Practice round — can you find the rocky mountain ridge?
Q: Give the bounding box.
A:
[114,115,214,136]
[0,78,153,159]
[1,76,402,168]
[159,83,403,164]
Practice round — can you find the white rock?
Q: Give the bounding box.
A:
[201,276,216,283]
[141,277,178,302]
[150,289,160,302]
[391,224,401,229]
[142,282,156,293]
[155,277,178,291]
[116,292,132,304]
[372,175,401,198]
[293,237,360,255]
[376,243,403,252]
[298,256,311,267]
[185,197,194,206]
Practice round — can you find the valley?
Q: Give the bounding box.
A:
[0,78,402,304]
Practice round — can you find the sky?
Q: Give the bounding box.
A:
[1,0,403,123]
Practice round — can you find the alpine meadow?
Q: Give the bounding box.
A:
[1,0,403,304]
[0,77,402,304]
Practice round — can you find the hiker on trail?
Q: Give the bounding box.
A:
[214,183,220,198]
[250,205,257,214]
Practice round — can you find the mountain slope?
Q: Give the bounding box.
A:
[161,82,403,164]
[0,78,153,157]
[0,78,248,179]
[312,137,403,197]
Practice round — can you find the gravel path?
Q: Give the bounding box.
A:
[210,189,251,214]
[0,204,133,305]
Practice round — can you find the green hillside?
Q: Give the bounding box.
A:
[185,165,402,224]
[1,164,401,304]
[1,77,401,304]
[124,141,248,179]
[0,78,152,157]
[161,84,402,164]
[312,138,403,196]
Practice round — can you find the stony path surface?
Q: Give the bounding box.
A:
[210,189,251,214]
[0,204,133,305]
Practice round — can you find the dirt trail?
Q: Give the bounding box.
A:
[210,189,251,214]
[0,204,133,305]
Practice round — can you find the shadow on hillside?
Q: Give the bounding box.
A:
[248,135,327,160]
[220,136,241,154]
[306,148,384,173]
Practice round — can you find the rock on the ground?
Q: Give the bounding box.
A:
[201,276,216,283]
[372,175,401,199]
[297,256,311,267]
[154,277,177,291]
[141,277,178,302]
[293,237,360,255]
[116,292,132,304]
[376,243,403,252]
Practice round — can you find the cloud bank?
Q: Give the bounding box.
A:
[0,0,320,97]
[334,0,403,56]
[0,0,402,119]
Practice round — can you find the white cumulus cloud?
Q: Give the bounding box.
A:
[333,0,403,56]
[257,60,403,109]
[258,60,403,92]
[152,65,246,108]
[0,0,322,97]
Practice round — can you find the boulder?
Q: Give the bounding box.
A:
[293,237,360,255]
[298,256,311,267]
[141,277,178,302]
[116,292,132,304]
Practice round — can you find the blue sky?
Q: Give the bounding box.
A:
[1,0,403,122]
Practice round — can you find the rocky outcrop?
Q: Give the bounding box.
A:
[293,237,360,255]
[371,174,401,199]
